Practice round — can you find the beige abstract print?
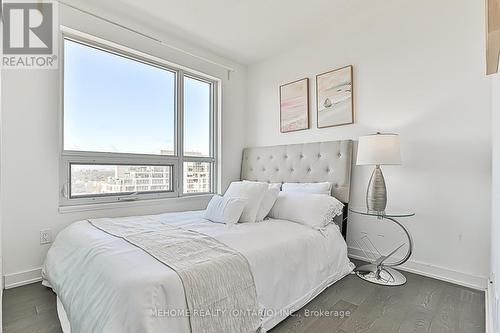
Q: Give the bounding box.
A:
[317,66,353,128]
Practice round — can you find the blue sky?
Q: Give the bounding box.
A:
[63,39,210,156]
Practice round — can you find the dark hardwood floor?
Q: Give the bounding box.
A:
[271,270,485,333]
[3,282,61,333]
[3,266,485,333]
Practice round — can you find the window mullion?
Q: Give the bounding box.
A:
[177,70,185,195]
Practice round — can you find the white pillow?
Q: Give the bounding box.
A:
[224,181,268,223]
[204,195,247,224]
[244,181,281,221]
[282,182,332,195]
[268,192,344,229]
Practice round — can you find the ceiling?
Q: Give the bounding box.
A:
[65,0,353,64]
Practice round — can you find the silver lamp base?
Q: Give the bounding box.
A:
[366,165,387,212]
[355,264,406,286]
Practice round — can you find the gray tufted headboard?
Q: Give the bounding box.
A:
[240,140,353,203]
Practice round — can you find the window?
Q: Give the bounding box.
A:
[61,35,217,206]
[70,164,173,198]
[184,76,211,157]
[64,39,176,155]
[183,162,212,194]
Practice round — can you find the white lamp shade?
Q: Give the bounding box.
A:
[356,133,401,165]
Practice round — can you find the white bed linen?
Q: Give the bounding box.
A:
[43,210,353,333]
[57,297,71,333]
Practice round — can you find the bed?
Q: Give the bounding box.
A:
[43,140,354,333]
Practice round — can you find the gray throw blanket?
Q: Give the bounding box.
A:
[89,219,262,333]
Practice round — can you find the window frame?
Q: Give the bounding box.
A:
[59,30,219,207]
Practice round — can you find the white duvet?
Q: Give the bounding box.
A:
[42,210,353,333]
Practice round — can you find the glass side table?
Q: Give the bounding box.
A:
[349,208,415,286]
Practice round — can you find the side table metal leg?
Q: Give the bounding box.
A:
[383,217,414,267]
[355,216,413,286]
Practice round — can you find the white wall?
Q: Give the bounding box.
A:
[0,4,247,287]
[491,73,500,330]
[246,0,491,288]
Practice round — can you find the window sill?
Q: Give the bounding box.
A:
[58,194,214,214]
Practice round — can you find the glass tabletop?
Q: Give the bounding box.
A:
[349,207,415,218]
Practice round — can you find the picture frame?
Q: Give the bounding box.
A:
[316,65,354,128]
[279,78,309,133]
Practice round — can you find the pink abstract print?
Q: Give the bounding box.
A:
[280,78,309,132]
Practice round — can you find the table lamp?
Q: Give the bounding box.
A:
[356,133,401,213]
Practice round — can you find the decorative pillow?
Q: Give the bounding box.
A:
[224,181,268,223]
[244,181,281,221]
[204,195,247,224]
[268,192,344,229]
[282,182,332,195]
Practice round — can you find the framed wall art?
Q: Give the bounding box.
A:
[316,65,354,128]
[279,78,309,133]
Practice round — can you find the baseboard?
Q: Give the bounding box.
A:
[486,280,493,333]
[4,267,42,289]
[348,247,488,290]
[487,278,500,333]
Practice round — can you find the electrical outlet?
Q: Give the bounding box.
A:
[40,229,52,245]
